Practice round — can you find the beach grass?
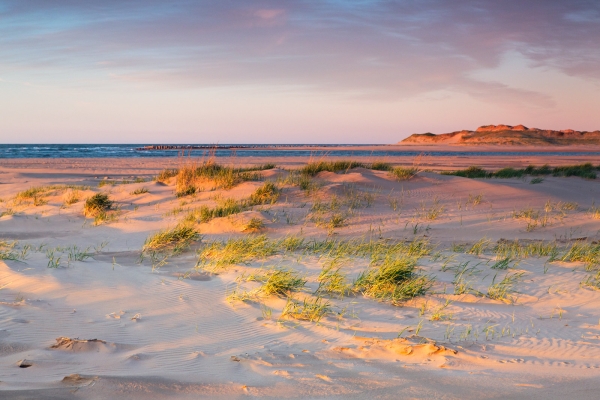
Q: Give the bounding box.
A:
[281,297,332,323]
[130,187,149,195]
[83,193,113,218]
[443,163,600,180]
[354,256,433,305]
[143,223,199,254]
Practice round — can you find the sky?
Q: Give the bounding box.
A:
[1,0,600,144]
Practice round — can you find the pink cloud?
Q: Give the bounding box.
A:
[254,9,285,20]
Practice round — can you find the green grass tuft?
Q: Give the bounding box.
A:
[243,217,265,232]
[444,163,600,180]
[370,162,393,171]
[130,187,149,195]
[247,268,307,297]
[143,224,199,254]
[83,193,113,217]
[391,166,419,181]
[487,272,524,303]
[281,297,332,322]
[246,182,280,206]
[354,256,433,305]
[300,160,366,176]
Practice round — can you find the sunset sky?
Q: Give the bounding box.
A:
[1,1,599,143]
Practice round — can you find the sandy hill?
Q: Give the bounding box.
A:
[400,124,600,145]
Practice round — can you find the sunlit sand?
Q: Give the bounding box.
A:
[1,156,600,398]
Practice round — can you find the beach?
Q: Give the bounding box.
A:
[2,155,600,399]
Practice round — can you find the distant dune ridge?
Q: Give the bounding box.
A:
[400,124,600,145]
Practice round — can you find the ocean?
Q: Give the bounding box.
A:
[1,144,599,158]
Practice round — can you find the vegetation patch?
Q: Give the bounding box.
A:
[246,268,307,297]
[300,161,367,176]
[315,263,352,298]
[184,182,280,225]
[130,187,149,195]
[354,256,433,305]
[391,166,419,181]
[487,272,525,303]
[246,182,280,206]
[171,161,274,196]
[443,163,600,180]
[198,235,280,269]
[83,193,114,224]
[243,217,265,233]
[281,297,333,323]
[143,223,199,254]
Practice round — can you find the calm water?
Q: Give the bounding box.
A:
[1,144,600,158]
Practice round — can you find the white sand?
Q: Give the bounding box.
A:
[1,158,600,399]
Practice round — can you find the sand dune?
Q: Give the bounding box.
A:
[400,124,600,146]
[1,158,600,398]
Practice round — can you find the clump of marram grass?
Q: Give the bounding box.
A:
[391,166,419,181]
[466,193,483,206]
[297,174,316,192]
[174,161,274,196]
[62,189,80,206]
[467,238,491,256]
[276,171,315,192]
[16,186,47,200]
[182,183,280,224]
[444,163,600,180]
[226,268,305,303]
[130,187,149,195]
[581,270,600,291]
[552,163,597,179]
[589,205,600,220]
[354,256,433,305]
[197,235,279,270]
[156,168,178,183]
[494,240,558,260]
[560,242,600,270]
[442,166,489,178]
[487,272,525,303]
[417,197,445,220]
[300,160,366,176]
[491,257,514,270]
[370,162,393,171]
[530,177,544,184]
[83,193,113,218]
[315,263,352,299]
[245,268,307,297]
[199,236,432,271]
[0,240,19,261]
[281,297,332,323]
[15,186,48,206]
[143,223,199,254]
[309,199,349,233]
[243,217,265,232]
[184,198,242,224]
[175,164,198,197]
[246,181,280,206]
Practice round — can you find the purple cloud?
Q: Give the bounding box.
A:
[0,0,599,107]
